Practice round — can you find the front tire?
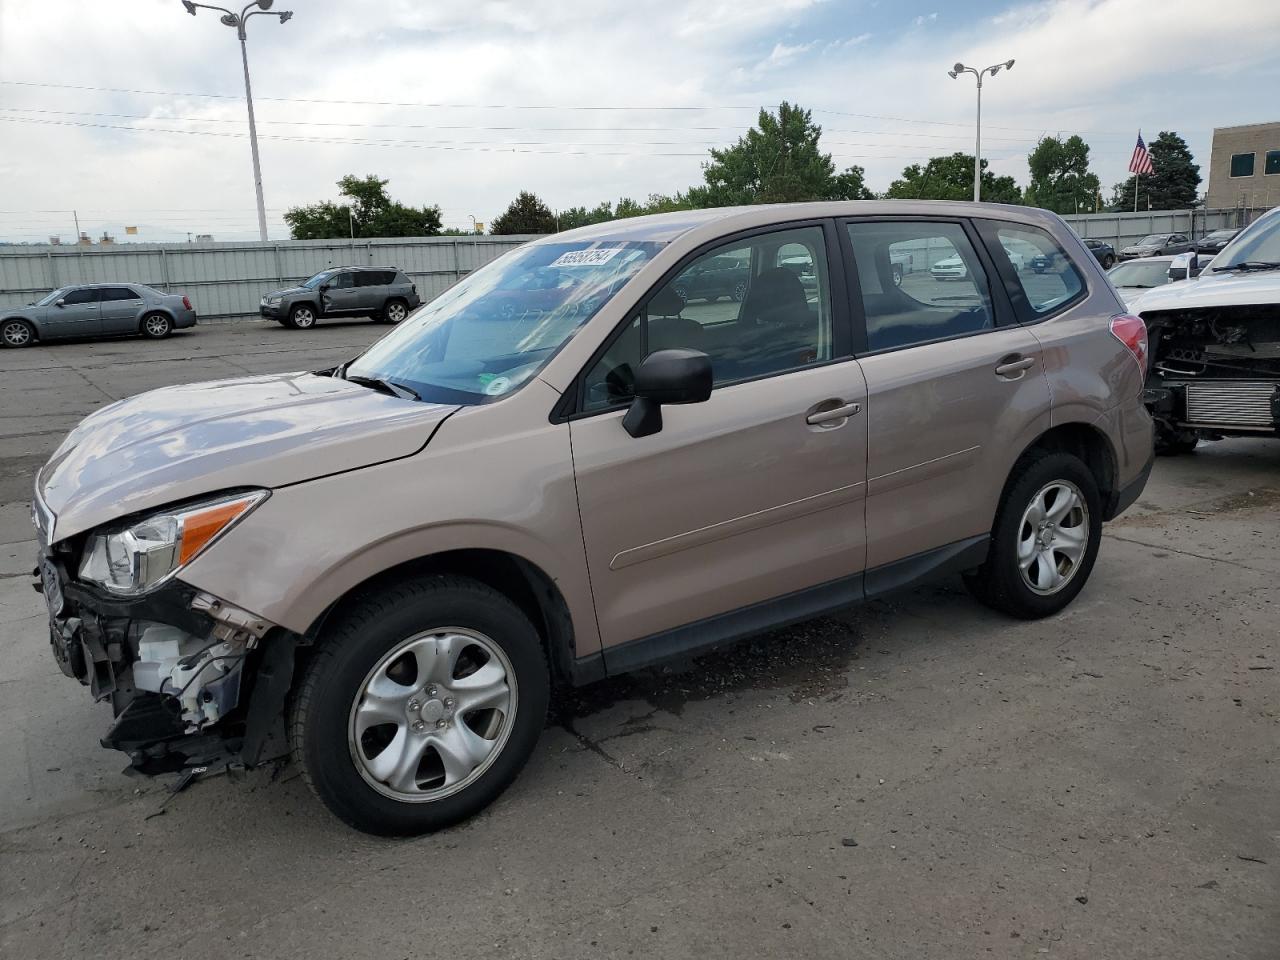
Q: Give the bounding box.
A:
[1102,255,1115,270]
[1,318,34,348]
[963,451,1102,619]
[141,313,173,339]
[290,575,549,836]
[288,304,317,329]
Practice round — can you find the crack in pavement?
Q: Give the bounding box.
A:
[1103,531,1276,574]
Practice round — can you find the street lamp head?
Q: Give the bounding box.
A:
[219,12,239,25]
[181,0,197,13]
[952,62,966,74]
[278,10,292,22]
[1005,59,1015,69]
[947,70,957,79]
[256,0,273,8]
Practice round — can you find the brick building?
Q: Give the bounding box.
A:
[1206,121,1280,210]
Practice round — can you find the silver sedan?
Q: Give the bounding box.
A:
[1,283,197,348]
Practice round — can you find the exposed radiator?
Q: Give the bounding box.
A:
[1184,381,1278,427]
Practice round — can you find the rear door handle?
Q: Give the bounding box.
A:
[995,356,1036,378]
[806,401,862,425]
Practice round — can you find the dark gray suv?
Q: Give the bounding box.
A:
[260,266,421,329]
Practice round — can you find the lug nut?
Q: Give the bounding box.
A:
[444,698,454,708]
[412,720,425,731]
[407,699,420,711]
[436,719,447,729]
[426,685,437,697]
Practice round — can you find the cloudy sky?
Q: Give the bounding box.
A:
[1,0,1277,243]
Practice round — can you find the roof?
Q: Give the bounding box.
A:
[543,200,1063,246]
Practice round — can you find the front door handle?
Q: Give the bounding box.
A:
[995,355,1036,378]
[806,401,862,425]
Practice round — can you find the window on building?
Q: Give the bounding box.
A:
[1265,150,1280,176]
[1230,153,1255,178]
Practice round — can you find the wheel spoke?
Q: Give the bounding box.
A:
[455,666,510,714]
[409,633,465,686]
[1052,524,1087,560]
[429,723,492,786]
[1017,529,1038,567]
[354,685,406,735]
[365,725,425,791]
[1024,490,1048,527]
[1045,485,1079,524]
[1032,551,1062,591]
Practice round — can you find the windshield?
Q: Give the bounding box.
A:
[1211,209,1280,270]
[1136,235,1165,246]
[302,271,334,289]
[1205,230,1235,241]
[36,287,69,306]
[346,239,663,403]
[1108,260,1171,288]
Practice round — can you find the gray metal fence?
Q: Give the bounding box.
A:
[1059,208,1248,250]
[0,207,1264,322]
[0,235,536,321]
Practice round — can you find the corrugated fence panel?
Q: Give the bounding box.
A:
[0,235,535,320]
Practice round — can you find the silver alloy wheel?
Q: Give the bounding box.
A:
[293,306,315,328]
[2,321,31,346]
[144,314,170,337]
[1018,480,1089,595]
[348,627,517,803]
[385,301,408,323]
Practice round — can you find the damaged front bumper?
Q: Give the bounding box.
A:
[36,548,296,775]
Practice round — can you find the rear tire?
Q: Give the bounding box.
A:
[290,575,549,836]
[1,318,34,348]
[141,313,173,339]
[1102,255,1115,270]
[382,298,409,324]
[963,451,1102,619]
[1156,435,1199,456]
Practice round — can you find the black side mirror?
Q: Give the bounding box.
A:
[622,348,713,439]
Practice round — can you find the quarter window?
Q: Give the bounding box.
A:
[1230,153,1255,178]
[582,225,833,411]
[992,224,1085,316]
[845,221,994,352]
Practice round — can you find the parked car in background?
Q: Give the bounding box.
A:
[672,252,749,303]
[260,266,421,329]
[1136,205,1280,453]
[33,200,1152,835]
[934,240,1025,280]
[1082,238,1116,269]
[1193,228,1240,255]
[1119,233,1191,261]
[1,283,195,348]
[1106,256,1177,308]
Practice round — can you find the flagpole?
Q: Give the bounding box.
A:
[1134,173,1139,214]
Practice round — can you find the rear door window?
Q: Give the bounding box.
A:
[985,223,1086,317]
[100,287,140,301]
[843,220,995,353]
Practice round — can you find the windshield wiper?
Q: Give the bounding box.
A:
[1214,260,1280,273]
[344,374,420,401]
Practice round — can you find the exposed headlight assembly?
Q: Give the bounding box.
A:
[79,490,267,596]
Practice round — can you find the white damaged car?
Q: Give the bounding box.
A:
[1133,207,1280,453]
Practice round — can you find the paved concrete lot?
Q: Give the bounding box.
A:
[1,324,1277,959]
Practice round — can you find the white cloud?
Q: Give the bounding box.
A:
[0,0,1278,243]
[913,12,939,26]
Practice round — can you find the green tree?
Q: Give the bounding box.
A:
[490,191,557,234]
[885,153,1022,203]
[284,174,442,239]
[698,101,860,205]
[557,201,616,231]
[1109,131,1201,211]
[1025,135,1102,213]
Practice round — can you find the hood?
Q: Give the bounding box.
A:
[1121,245,1157,254]
[265,286,310,298]
[38,372,457,542]
[1132,268,1280,314]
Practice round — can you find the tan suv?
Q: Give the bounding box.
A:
[32,202,1153,835]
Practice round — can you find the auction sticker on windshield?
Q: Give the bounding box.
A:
[550,248,625,267]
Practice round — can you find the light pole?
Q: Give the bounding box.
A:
[947,59,1015,202]
[182,0,293,241]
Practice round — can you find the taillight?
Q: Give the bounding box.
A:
[1110,313,1148,374]
[182,295,192,310]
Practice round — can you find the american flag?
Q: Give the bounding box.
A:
[1129,132,1155,176]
